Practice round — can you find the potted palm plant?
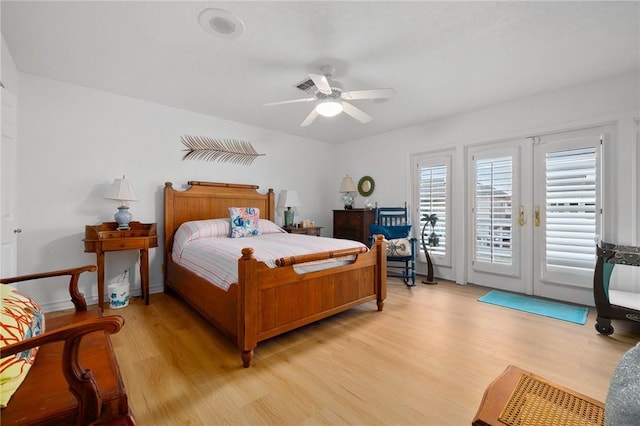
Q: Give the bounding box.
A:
[420,213,438,284]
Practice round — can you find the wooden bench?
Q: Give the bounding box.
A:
[1,265,136,425]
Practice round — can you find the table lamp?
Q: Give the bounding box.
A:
[277,189,301,227]
[339,175,357,209]
[103,176,138,230]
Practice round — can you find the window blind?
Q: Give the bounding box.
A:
[418,164,447,257]
[475,157,513,265]
[545,147,597,271]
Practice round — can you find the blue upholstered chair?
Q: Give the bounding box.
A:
[369,204,416,286]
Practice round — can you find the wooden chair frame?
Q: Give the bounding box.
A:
[1,266,135,425]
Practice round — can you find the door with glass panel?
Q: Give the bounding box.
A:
[468,128,605,305]
[532,130,603,305]
[468,142,530,294]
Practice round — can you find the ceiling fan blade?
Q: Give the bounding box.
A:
[341,88,395,101]
[309,73,333,95]
[264,97,316,107]
[300,108,319,127]
[341,102,372,123]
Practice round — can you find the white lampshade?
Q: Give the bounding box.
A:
[277,189,301,209]
[316,100,343,117]
[103,176,138,205]
[339,175,357,193]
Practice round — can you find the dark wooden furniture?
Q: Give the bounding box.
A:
[84,221,158,308]
[0,265,135,426]
[164,181,386,367]
[472,365,604,426]
[283,225,323,236]
[333,208,375,245]
[593,242,640,335]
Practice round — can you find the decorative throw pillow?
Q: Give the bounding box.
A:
[387,238,413,257]
[1,285,45,408]
[369,224,412,239]
[229,207,261,238]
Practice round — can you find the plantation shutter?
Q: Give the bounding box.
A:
[418,163,447,258]
[545,147,597,271]
[474,156,513,266]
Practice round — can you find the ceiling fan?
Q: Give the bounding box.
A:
[264,65,395,127]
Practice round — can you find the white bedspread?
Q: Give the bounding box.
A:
[173,233,367,291]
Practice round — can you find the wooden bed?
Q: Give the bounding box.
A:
[163,181,387,367]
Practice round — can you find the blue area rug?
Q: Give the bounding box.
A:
[478,290,588,325]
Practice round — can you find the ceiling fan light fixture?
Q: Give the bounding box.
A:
[316,100,343,117]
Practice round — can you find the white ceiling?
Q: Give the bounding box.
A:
[2,1,639,144]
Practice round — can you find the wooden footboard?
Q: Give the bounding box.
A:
[237,237,386,367]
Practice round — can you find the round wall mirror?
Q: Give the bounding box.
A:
[357,176,375,197]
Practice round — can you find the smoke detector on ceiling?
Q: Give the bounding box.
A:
[198,8,245,39]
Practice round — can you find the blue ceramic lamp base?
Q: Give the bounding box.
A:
[114,206,133,231]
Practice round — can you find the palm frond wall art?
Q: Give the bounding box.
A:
[181,135,265,165]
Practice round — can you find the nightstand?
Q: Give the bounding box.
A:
[84,221,158,309]
[283,226,323,236]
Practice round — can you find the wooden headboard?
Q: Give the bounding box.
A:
[163,181,275,255]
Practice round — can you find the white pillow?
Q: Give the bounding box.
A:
[258,219,287,235]
[386,238,412,257]
[172,218,230,258]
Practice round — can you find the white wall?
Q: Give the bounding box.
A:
[16,72,338,311]
[1,35,18,92]
[338,71,640,283]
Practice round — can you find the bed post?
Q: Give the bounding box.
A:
[266,188,275,221]
[237,247,259,367]
[163,182,176,291]
[375,235,387,311]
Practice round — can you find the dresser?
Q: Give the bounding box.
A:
[333,209,375,246]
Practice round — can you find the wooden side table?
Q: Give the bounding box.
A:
[283,226,323,236]
[84,221,158,309]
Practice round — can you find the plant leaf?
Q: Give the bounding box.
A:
[181,135,265,165]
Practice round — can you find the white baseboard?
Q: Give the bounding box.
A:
[42,282,165,313]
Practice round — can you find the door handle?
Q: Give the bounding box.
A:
[534,206,540,227]
[13,229,22,233]
[519,206,526,226]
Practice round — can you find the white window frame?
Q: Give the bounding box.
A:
[412,151,452,268]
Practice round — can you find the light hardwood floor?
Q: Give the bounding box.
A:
[105,278,639,425]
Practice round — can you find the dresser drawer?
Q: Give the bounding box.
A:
[100,238,149,251]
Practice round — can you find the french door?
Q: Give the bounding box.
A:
[468,126,607,305]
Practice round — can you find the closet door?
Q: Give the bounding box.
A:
[1,88,18,278]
